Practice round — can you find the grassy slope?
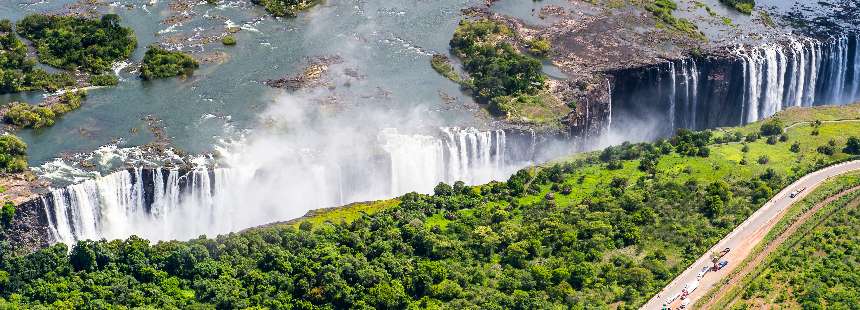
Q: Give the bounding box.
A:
[290,103,860,229]
[706,171,860,308]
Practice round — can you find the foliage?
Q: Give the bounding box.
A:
[0,202,14,229]
[3,91,86,129]
[759,118,783,136]
[430,54,460,83]
[222,35,236,46]
[140,46,199,80]
[644,0,706,40]
[0,134,27,173]
[89,74,119,86]
[0,26,74,94]
[252,0,319,17]
[16,14,137,73]
[844,136,860,155]
[449,19,545,106]
[725,174,860,308]
[1,107,859,308]
[526,38,551,57]
[719,0,754,14]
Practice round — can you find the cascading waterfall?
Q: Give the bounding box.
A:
[611,33,860,139]
[38,127,529,245]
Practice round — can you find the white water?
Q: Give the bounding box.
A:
[41,127,525,244]
[735,34,859,123]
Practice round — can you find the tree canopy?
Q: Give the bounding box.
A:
[16,14,137,74]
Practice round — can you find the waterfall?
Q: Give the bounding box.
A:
[38,127,528,245]
[611,33,860,140]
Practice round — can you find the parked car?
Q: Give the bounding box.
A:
[718,260,729,270]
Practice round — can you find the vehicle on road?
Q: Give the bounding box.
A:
[719,247,731,257]
[681,280,699,299]
[790,187,807,198]
[718,260,728,270]
[680,299,690,309]
[696,266,710,279]
[665,292,680,305]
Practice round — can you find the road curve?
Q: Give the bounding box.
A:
[640,160,860,310]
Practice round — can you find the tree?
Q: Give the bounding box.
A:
[1,201,14,228]
[843,136,860,155]
[759,118,783,136]
[790,142,800,153]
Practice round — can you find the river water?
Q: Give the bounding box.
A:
[1,0,505,165]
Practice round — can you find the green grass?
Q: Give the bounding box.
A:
[288,199,399,228]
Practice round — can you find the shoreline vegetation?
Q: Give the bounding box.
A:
[434,19,571,127]
[0,104,857,308]
[251,0,321,17]
[141,46,199,80]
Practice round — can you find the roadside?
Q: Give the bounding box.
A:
[699,185,860,308]
[640,160,860,310]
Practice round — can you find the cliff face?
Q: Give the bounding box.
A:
[6,197,55,255]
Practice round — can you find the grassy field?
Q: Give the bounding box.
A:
[291,103,860,231]
[707,171,860,308]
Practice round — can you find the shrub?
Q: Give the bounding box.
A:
[766,136,777,145]
[253,0,319,17]
[89,74,119,86]
[720,0,754,14]
[430,54,460,83]
[222,35,236,46]
[140,46,199,80]
[844,136,860,155]
[790,142,800,153]
[757,155,769,165]
[817,145,835,156]
[759,118,783,136]
[0,134,27,173]
[527,38,551,57]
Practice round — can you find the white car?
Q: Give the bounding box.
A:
[696,266,710,279]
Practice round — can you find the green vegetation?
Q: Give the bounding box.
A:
[645,0,706,40]
[3,91,86,129]
[526,38,551,57]
[445,19,567,125]
[16,14,137,73]
[0,21,74,94]
[0,134,27,173]
[222,35,237,46]
[430,54,460,83]
[140,46,199,80]
[719,0,754,14]
[252,0,319,17]
[0,105,857,308]
[88,74,119,87]
[711,172,860,308]
[450,19,545,104]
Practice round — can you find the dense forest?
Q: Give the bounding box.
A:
[0,108,858,308]
[140,46,199,80]
[0,20,74,94]
[16,14,137,74]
